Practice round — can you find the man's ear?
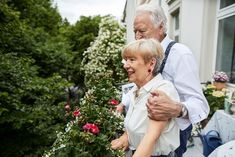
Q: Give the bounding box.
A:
[159,23,165,35]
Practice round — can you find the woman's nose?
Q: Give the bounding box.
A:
[122,59,130,69]
[123,62,129,69]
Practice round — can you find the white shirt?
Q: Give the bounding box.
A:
[125,74,180,155]
[122,35,210,130]
[161,35,209,129]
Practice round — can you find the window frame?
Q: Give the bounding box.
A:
[214,0,235,86]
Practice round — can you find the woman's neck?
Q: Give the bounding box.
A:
[136,75,154,89]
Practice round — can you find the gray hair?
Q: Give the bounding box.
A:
[122,38,164,76]
[135,3,167,33]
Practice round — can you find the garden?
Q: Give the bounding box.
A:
[0,0,127,156]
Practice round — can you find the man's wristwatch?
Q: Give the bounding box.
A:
[178,103,188,118]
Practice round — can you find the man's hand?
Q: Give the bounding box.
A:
[111,133,129,151]
[146,90,182,121]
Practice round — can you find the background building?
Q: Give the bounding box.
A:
[123,0,235,89]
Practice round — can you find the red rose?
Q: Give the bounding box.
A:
[90,124,100,134]
[83,123,100,135]
[73,109,80,117]
[108,99,119,106]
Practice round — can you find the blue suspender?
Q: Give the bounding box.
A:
[158,41,176,74]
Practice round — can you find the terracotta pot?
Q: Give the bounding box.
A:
[213,81,226,90]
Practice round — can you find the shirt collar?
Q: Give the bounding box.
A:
[161,35,173,53]
[131,74,165,94]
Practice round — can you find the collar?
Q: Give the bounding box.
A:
[161,35,173,53]
[132,74,165,94]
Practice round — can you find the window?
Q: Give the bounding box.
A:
[216,1,235,83]
[220,0,235,9]
[172,9,180,42]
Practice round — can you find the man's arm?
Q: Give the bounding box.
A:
[170,45,209,123]
[132,119,167,157]
[147,90,183,121]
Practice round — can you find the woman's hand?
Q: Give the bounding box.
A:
[116,103,124,113]
[111,133,129,151]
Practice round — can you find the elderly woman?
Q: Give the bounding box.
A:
[111,39,180,157]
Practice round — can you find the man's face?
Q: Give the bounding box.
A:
[134,12,163,41]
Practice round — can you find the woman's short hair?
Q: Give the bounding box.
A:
[135,3,167,33]
[122,38,164,76]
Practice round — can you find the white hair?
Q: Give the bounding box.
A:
[135,3,167,33]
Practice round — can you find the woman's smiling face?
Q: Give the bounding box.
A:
[121,39,164,88]
[123,52,153,88]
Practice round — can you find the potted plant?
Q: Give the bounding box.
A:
[212,71,229,90]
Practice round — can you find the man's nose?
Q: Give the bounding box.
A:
[135,32,143,40]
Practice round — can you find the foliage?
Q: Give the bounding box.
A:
[44,15,127,157]
[0,0,73,79]
[8,0,62,35]
[212,71,229,82]
[61,16,102,86]
[0,0,126,156]
[0,54,71,156]
[0,0,100,156]
[203,84,227,118]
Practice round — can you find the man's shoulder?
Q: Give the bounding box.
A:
[171,42,192,55]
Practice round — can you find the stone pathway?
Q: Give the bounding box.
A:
[184,137,204,157]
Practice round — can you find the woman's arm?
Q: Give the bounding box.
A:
[111,131,129,151]
[132,119,167,157]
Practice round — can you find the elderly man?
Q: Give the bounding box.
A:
[121,3,209,157]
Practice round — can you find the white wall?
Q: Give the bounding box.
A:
[198,0,217,82]
[125,0,137,43]
[181,0,204,71]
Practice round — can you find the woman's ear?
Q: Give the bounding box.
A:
[148,58,156,72]
[150,58,156,67]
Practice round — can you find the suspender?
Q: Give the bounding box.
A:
[158,41,176,74]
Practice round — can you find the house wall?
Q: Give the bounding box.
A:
[125,0,137,43]
[198,0,217,82]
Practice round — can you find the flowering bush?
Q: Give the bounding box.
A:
[203,84,227,117]
[213,71,229,82]
[43,15,127,157]
[81,15,127,88]
[43,87,125,157]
